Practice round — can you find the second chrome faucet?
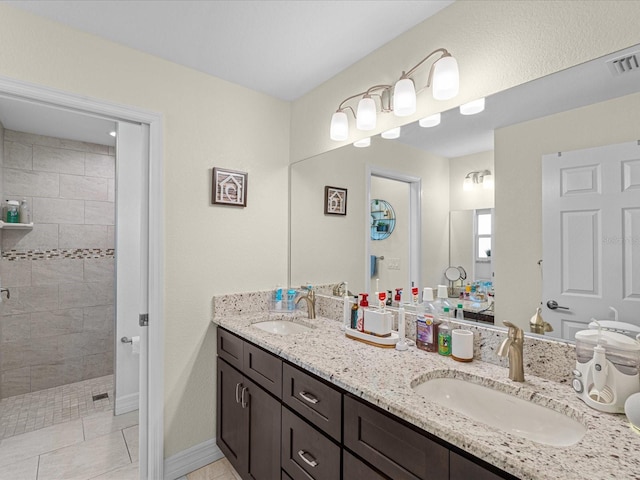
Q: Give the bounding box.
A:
[497,321,525,382]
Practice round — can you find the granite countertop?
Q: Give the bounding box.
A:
[212,311,640,480]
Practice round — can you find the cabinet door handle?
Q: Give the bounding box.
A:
[297,450,318,467]
[298,391,319,404]
[235,383,243,403]
[240,386,249,409]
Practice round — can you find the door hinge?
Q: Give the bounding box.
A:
[139,313,149,327]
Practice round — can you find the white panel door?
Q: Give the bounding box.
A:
[542,141,640,340]
[115,121,150,478]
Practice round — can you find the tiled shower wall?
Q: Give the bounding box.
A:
[0,129,115,399]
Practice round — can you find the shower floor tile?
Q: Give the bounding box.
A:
[0,374,113,440]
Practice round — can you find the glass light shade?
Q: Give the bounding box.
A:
[463,176,474,191]
[393,78,416,117]
[356,97,377,130]
[419,113,441,128]
[330,111,349,141]
[432,56,459,100]
[381,127,401,139]
[482,172,494,189]
[353,137,371,148]
[460,98,485,115]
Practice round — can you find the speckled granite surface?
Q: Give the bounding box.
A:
[211,291,640,480]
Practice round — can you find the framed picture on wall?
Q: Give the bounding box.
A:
[212,167,248,207]
[324,186,347,215]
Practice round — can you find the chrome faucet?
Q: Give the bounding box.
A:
[295,286,316,319]
[497,321,525,382]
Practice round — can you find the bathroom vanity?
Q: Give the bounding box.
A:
[216,327,510,480]
[211,292,640,480]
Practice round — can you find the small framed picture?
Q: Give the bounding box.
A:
[212,167,248,207]
[324,186,347,215]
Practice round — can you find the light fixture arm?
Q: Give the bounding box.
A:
[336,84,393,117]
[402,48,450,81]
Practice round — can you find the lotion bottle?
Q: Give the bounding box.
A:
[357,294,369,332]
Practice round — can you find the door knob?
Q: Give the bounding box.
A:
[546,300,569,310]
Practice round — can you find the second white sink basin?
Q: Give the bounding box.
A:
[412,377,586,447]
[252,320,314,335]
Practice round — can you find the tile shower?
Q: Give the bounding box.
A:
[0,128,115,399]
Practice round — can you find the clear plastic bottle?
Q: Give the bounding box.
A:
[455,303,465,321]
[433,285,452,318]
[19,198,31,224]
[438,307,452,356]
[417,287,439,352]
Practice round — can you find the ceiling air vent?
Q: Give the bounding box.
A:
[606,52,640,76]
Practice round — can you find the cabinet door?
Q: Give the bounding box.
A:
[217,358,248,475]
[450,452,508,480]
[343,450,389,480]
[282,407,340,480]
[246,377,281,480]
[344,395,448,480]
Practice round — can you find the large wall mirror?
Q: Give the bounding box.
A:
[290,43,640,340]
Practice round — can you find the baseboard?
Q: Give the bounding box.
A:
[114,392,139,415]
[163,438,224,480]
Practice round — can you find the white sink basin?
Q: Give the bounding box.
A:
[252,320,314,335]
[412,377,586,447]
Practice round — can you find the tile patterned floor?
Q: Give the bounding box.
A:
[185,458,242,480]
[0,375,114,440]
[0,374,236,480]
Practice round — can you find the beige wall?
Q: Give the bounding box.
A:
[290,0,640,162]
[0,5,290,457]
[495,91,640,330]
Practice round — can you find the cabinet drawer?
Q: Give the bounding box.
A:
[282,407,340,480]
[450,452,508,480]
[282,363,342,441]
[282,471,293,480]
[344,450,388,480]
[344,395,448,480]
[217,328,243,371]
[244,342,282,398]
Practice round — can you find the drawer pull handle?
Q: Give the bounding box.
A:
[240,386,249,409]
[235,383,242,404]
[299,391,319,404]
[297,450,318,467]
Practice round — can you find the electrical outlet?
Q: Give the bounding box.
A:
[387,258,401,270]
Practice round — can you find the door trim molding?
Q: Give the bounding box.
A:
[0,75,165,479]
[366,165,422,294]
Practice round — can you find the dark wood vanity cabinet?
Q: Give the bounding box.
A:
[216,329,282,480]
[216,327,516,480]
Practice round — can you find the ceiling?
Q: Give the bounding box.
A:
[0,0,452,147]
[0,1,638,157]
[4,0,454,101]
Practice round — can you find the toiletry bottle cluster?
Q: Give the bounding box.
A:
[414,285,473,361]
[3,198,31,224]
[271,285,303,312]
[344,291,395,337]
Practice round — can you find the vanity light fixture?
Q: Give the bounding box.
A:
[329,48,459,140]
[459,98,485,115]
[381,127,401,139]
[419,112,441,128]
[353,137,371,148]
[463,170,492,190]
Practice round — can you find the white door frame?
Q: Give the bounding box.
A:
[0,76,165,479]
[365,165,422,295]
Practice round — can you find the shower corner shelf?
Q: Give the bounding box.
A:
[0,221,34,230]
